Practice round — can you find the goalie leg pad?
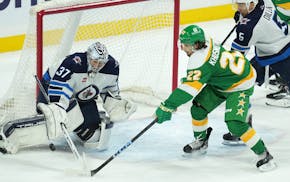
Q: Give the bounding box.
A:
[37,103,68,140]
[0,101,84,154]
[0,115,49,154]
[66,100,84,132]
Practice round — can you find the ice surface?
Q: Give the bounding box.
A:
[0,19,290,182]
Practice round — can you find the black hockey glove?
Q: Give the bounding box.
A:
[234,11,240,23]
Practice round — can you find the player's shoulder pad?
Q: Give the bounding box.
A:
[99,55,119,75]
[62,52,88,73]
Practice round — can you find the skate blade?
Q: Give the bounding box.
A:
[265,102,290,108]
[258,160,277,172]
[182,149,207,158]
[222,140,245,146]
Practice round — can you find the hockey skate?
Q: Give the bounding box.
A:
[256,149,277,172]
[222,132,244,146]
[268,75,287,92]
[74,111,113,151]
[183,127,212,155]
[0,126,18,154]
[222,114,252,146]
[0,133,7,154]
[266,85,290,108]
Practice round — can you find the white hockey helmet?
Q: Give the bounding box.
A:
[87,42,109,73]
[233,0,258,4]
[232,0,258,11]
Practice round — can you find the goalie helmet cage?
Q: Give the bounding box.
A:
[0,0,180,124]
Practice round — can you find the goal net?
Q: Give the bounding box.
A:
[0,0,179,124]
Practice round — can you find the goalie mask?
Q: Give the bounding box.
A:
[87,42,109,73]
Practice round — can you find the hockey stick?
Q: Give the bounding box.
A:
[34,75,57,151]
[264,65,270,88]
[90,118,157,176]
[34,75,83,161]
[221,23,238,46]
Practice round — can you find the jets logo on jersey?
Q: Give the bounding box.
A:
[82,89,93,98]
[76,85,99,102]
[73,56,82,65]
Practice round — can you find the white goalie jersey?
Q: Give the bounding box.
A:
[44,52,136,122]
[44,52,120,110]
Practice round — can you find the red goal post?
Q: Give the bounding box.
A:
[0,0,180,123]
[36,0,180,91]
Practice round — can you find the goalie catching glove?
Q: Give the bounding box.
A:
[102,93,136,122]
[155,102,176,124]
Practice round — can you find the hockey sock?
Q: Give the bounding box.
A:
[251,139,266,155]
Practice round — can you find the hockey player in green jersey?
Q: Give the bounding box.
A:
[155,24,276,171]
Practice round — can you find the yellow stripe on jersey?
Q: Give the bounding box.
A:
[192,117,208,132]
[226,66,255,91]
[178,84,200,97]
[205,38,213,62]
[184,81,204,90]
[179,80,204,98]
[278,2,290,9]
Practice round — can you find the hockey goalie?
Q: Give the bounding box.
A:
[0,42,136,154]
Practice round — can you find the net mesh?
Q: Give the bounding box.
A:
[0,0,177,124]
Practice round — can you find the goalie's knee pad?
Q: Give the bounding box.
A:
[0,115,49,154]
[84,111,114,151]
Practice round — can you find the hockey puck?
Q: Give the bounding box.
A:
[49,143,56,151]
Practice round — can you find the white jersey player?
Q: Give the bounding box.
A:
[232,0,290,63]
[0,42,136,154]
[223,0,290,144]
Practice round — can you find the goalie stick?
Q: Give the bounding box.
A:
[34,75,83,161]
[34,75,56,151]
[90,118,157,176]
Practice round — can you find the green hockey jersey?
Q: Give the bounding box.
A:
[272,0,290,23]
[164,38,256,108]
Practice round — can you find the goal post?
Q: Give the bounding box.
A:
[0,0,180,124]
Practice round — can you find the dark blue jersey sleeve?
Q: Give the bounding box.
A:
[48,52,88,107]
[231,0,264,52]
